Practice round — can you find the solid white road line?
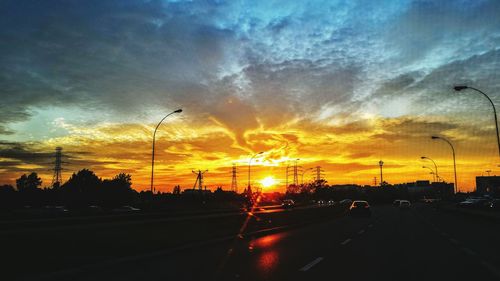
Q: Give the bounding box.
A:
[299,257,324,272]
[341,238,352,245]
[358,229,365,235]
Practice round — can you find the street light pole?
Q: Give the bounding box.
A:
[379,160,384,186]
[248,152,264,191]
[454,86,500,161]
[422,166,436,182]
[432,136,458,193]
[421,156,439,182]
[151,109,182,193]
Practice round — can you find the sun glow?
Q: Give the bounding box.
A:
[260,176,277,188]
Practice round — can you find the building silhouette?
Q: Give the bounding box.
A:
[476,176,500,196]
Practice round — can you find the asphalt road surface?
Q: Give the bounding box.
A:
[40,203,500,281]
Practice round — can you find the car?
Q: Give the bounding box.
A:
[399,200,411,210]
[393,199,401,206]
[327,199,336,205]
[317,200,326,205]
[339,199,353,206]
[281,199,295,208]
[112,205,141,213]
[457,198,489,209]
[349,200,371,217]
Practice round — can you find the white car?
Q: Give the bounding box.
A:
[399,200,411,209]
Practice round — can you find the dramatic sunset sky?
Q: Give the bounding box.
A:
[1,0,500,192]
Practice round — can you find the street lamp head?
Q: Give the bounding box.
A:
[431,136,439,140]
[453,85,468,91]
[421,156,426,159]
[174,109,183,113]
[258,151,264,154]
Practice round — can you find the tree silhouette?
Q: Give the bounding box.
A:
[16,172,42,192]
[172,185,181,195]
[100,173,135,207]
[61,169,102,207]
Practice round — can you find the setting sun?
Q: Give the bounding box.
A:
[260,176,277,188]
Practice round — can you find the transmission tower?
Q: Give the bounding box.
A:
[293,159,300,187]
[192,170,208,191]
[231,164,238,193]
[315,166,324,182]
[52,147,63,188]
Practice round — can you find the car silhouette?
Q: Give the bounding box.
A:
[349,200,371,217]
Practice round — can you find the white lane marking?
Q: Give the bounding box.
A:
[449,238,459,245]
[299,257,324,272]
[461,247,477,256]
[358,229,365,235]
[341,238,352,245]
[480,261,500,278]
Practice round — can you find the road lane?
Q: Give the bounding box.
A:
[32,204,500,281]
[307,204,497,280]
[415,203,500,277]
[42,208,371,281]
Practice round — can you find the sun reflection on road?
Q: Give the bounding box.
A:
[258,250,279,273]
[247,233,287,275]
[254,233,286,248]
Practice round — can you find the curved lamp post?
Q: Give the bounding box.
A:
[150,109,182,193]
[432,136,458,193]
[421,156,439,182]
[454,86,500,161]
[379,160,384,186]
[422,166,436,182]
[248,152,264,191]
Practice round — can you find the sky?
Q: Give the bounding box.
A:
[1,0,500,192]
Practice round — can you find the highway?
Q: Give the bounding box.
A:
[39,203,500,281]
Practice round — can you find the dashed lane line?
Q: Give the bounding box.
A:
[341,238,352,245]
[358,229,365,235]
[299,257,324,272]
